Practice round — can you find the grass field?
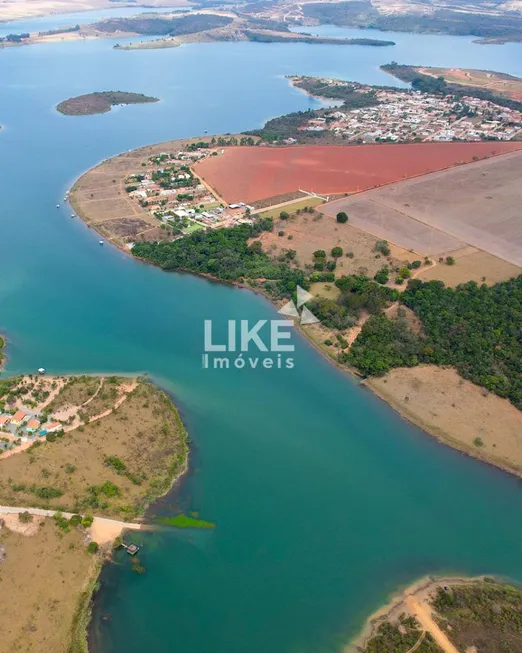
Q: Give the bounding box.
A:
[183,220,205,234]
[258,196,325,219]
[0,518,98,653]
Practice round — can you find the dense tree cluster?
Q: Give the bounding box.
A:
[401,277,522,408]
[132,218,307,298]
[347,276,522,410]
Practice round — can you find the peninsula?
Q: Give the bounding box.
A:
[0,373,189,653]
[355,576,522,652]
[0,9,396,50]
[69,116,522,482]
[56,91,159,116]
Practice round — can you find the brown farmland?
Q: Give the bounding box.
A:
[322,149,522,265]
[193,142,522,204]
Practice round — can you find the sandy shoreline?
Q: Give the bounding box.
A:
[347,574,491,652]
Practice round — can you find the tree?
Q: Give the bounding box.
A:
[336,212,348,223]
[446,256,455,265]
[331,247,343,258]
[87,541,99,554]
[279,211,290,220]
[18,511,33,524]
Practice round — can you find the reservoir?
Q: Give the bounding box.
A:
[1,20,522,652]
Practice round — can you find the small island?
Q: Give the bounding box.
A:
[56,91,159,116]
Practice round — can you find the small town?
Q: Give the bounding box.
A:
[125,144,255,240]
[299,83,522,143]
[0,377,64,456]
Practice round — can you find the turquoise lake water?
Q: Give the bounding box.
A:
[1,20,522,652]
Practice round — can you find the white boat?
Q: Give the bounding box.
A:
[56,204,60,208]
[38,368,45,375]
[70,214,75,218]
[99,240,104,245]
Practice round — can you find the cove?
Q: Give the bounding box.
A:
[1,28,522,653]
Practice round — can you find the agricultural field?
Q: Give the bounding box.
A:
[323,149,522,267]
[193,142,522,205]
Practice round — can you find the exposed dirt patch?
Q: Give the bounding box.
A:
[193,142,522,204]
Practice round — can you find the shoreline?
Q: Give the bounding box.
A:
[347,574,491,652]
[364,376,522,481]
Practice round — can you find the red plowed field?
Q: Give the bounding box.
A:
[194,142,522,204]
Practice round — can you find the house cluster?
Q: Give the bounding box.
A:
[0,409,62,452]
[300,86,522,143]
[126,146,254,240]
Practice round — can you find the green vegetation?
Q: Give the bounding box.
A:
[18,511,33,524]
[0,334,5,368]
[156,514,216,529]
[432,581,522,652]
[97,13,232,37]
[382,63,522,113]
[38,24,80,37]
[347,312,423,375]
[347,276,522,411]
[309,275,397,331]
[363,614,439,652]
[133,218,308,299]
[57,91,159,116]
[243,30,394,46]
[336,212,348,224]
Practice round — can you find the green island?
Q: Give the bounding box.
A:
[56,91,159,116]
[357,577,522,652]
[0,373,190,653]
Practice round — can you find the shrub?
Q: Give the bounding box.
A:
[331,247,343,258]
[18,511,33,524]
[446,256,455,265]
[87,542,99,554]
[336,212,348,223]
[313,250,326,259]
[374,267,389,285]
[279,211,289,220]
[81,515,94,528]
[375,240,390,256]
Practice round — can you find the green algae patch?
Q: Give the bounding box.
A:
[156,514,216,529]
